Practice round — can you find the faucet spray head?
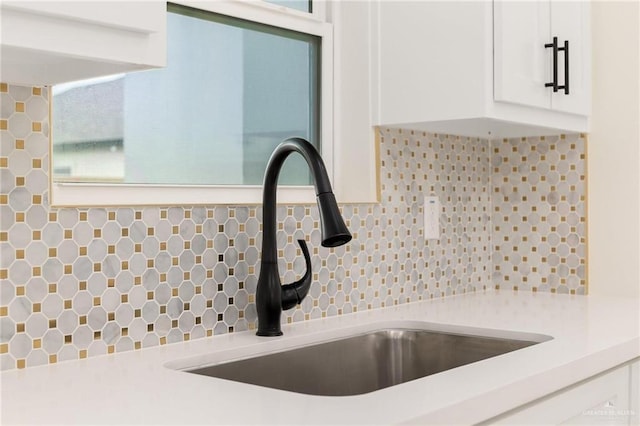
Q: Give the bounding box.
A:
[317,192,352,248]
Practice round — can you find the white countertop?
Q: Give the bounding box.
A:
[1,291,639,425]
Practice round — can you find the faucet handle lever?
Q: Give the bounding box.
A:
[281,239,312,310]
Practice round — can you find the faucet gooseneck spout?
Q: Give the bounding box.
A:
[256,138,352,336]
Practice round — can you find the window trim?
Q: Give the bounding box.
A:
[50,0,333,207]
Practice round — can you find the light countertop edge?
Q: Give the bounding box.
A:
[1,290,639,425]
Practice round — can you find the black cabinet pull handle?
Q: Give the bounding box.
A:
[560,39,569,95]
[545,37,570,95]
[545,36,559,92]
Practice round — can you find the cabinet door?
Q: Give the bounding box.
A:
[549,0,591,115]
[494,1,551,110]
[494,1,590,116]
[486,363,633,425]
[630,360,639,425]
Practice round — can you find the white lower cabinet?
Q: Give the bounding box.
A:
[485,359,639,425]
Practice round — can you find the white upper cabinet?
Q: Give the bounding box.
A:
[372,1,591,138]
[495,0,590,116]
[0,1,166,86]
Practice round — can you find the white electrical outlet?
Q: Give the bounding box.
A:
[424,196,440,240]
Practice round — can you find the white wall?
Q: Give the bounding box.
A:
[589,1,640,297]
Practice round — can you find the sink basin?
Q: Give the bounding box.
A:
[180,328,549,396]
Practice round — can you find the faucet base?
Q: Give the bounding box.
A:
[256,330,284,337]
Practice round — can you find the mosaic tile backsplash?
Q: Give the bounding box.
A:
[0,83,586,370]
[491,136,587,293]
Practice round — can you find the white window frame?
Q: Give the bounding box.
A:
[50,0,333,207]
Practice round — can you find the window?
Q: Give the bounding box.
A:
[265,0,311,13]
[51,1,332,206]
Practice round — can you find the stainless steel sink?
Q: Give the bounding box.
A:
[182,328,547,396]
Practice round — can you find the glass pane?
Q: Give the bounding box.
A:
[52,4,320,186]
[265,0,311,13]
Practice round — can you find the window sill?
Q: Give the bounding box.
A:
[50,182,318,207]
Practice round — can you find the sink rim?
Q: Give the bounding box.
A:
[165,320,553,373]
